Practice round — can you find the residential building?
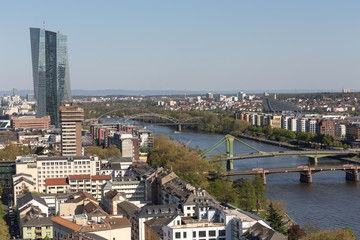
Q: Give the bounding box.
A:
[45,178,69,194]
[109,132,140,160]
[318,119,335,137]
[15,155,100,195]
[30,27,72,127]
[21,217,53,240]
[346,122,360,139]
[59,103,84,156]
[51,215,131,240]
[335,124,346,138]
[102,176,146,203]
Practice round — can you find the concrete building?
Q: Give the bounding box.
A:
[346,122,360,139]
[21,217,53,240]
[335,124,346,138]
[12,116,51,130]
[102,176,146,203]
[59,103,84,156]
[109,132,139,160]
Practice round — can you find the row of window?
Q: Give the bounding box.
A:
[175,230,225,239]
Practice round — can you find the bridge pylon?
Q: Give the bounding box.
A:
[200,134,266,171]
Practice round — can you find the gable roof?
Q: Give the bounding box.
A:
[69,191,97,204]
[17,192,48,209]
[51,216,82,231]
[83,201,107,216]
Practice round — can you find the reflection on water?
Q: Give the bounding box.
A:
[145,125,360,235]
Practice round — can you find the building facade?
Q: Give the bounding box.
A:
[30,27,71,127]
[59,103,84,156]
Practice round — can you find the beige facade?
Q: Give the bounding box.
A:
[15,155,100,193]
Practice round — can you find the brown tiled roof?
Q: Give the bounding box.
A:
[51,216,81,231]
[83,201,107,215]
[91,175,111,180]
[68,174,91,180]
[45,178,68,186]
[105,190,118,199]
[102,218,131,229]
[69,191,98,204]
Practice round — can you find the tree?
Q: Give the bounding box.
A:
[266,202,287,235]
[235,178,256,211]
[0,218,9,240]
[252,174,267,212]
[307,228,356,240]
[288,224,306,240]
[208,179,237,204]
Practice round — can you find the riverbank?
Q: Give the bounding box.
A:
[237,133,301,150]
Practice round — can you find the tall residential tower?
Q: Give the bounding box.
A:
[30,27,72,127]
[59,103,84,156]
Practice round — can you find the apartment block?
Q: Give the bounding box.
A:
[15,155,100,195]
[59,103,84,156]
[12,116,51,130]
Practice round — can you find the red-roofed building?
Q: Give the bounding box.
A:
[45,178,69,194]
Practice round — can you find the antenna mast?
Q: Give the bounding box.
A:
[43,20,45,30]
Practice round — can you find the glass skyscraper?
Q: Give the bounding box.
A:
[30,27,72,127]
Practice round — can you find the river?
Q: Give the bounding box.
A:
[144,125,360,236]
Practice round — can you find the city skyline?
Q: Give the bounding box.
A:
[0,1,359,92]
[30,27,71,127]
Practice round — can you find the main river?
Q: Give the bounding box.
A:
[144,125,360,235]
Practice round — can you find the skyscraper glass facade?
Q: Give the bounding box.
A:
[30,27,71,127]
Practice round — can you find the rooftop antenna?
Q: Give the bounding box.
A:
[43,19,45,30]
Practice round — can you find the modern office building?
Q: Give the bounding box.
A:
[59,103,84,156]
[30,27,72,127]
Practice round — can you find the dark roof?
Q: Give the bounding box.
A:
[22,217,53,227]
[107,155,132,163]
[263,97,301,113]
[241,222,287,240]
[144,217,170,238]
[69,191,97,203]
[136,204,182,218]
[102,218,131,229]
[60,232,107,240]
[17,192,48,208]
[83,201,107,216]
[117,201,139,218]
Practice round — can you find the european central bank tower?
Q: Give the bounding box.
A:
[30,27,72,127]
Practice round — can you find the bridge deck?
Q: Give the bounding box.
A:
[226,164,360,176]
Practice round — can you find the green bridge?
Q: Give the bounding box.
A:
[200,135,358,170]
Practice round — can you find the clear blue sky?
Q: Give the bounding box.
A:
[0,1,359,92]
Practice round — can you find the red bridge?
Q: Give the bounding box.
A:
[226,164,360,184]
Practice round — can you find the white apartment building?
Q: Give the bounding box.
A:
[297,118,307,133]
[307,119,318,134]
[15,155,100,193]
[335,124,346,138]
[102,176,145,203]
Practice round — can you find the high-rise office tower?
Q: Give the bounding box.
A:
[59,103,84,156]
[30,27,71,127]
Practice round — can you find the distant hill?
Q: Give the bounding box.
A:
[0,88,356,97]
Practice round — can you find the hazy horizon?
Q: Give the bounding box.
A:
[0,1,359,91]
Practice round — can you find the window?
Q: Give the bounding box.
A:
[183,232,187,238]
[175,232,181,239]
[27,227,32,230]
[199,231,206,237]
[209,230,216,236]
[219,230,226,236]
[193,231,196,238]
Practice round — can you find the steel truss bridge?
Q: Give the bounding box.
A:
[95,108,202,132]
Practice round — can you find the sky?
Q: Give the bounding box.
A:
[0,1,359,92]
